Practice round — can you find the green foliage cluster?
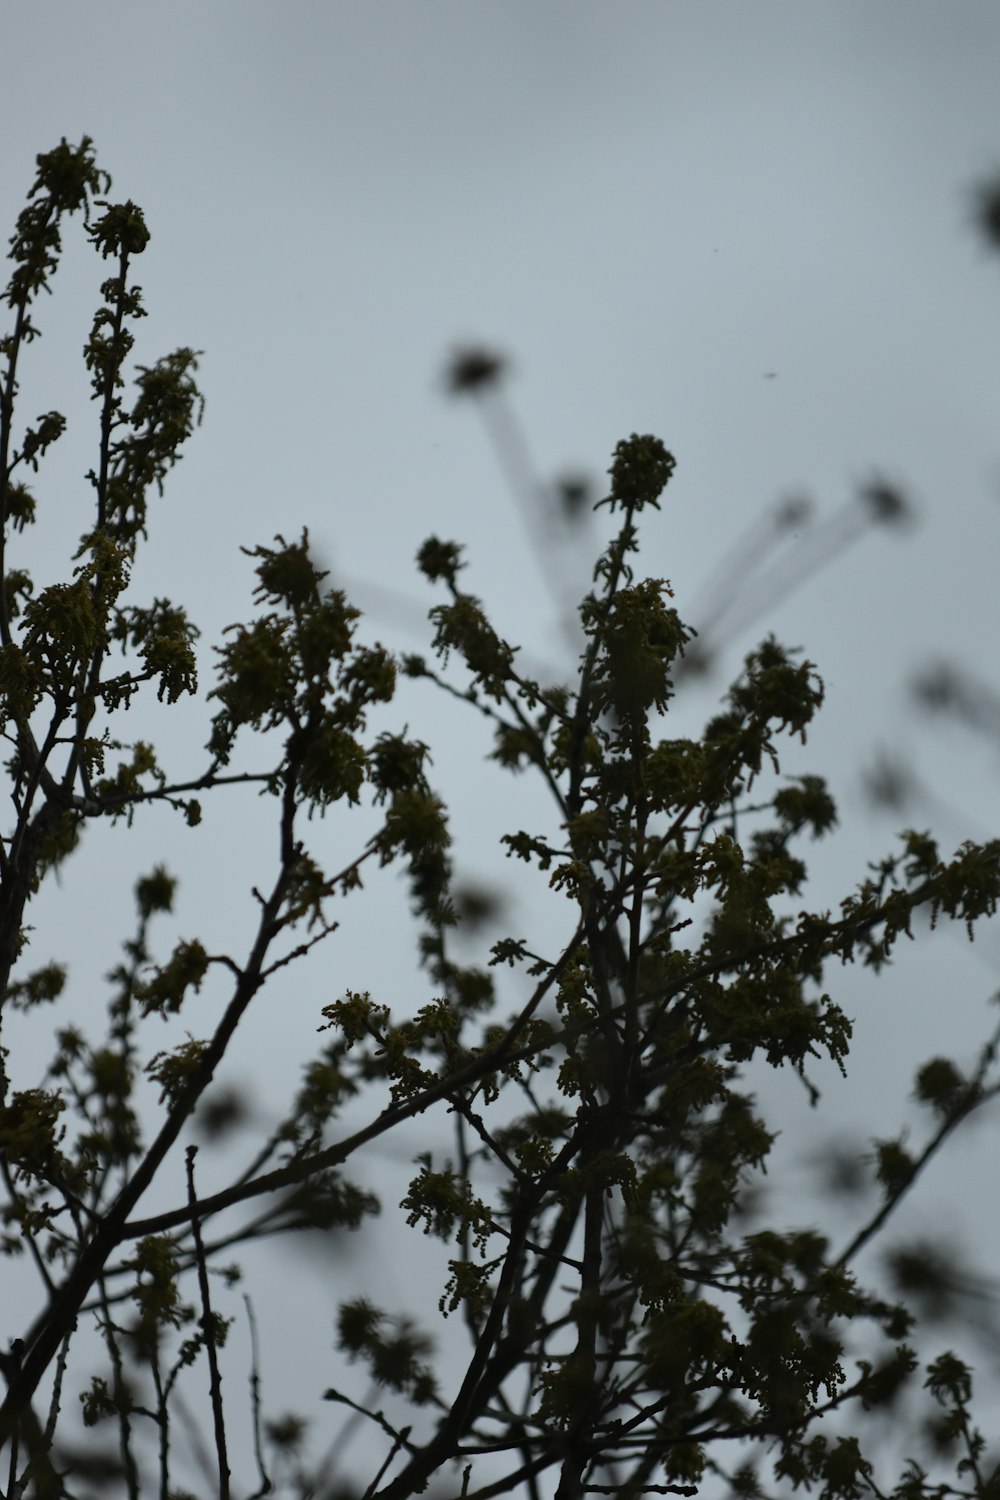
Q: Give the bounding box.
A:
[1,139,1000,1500]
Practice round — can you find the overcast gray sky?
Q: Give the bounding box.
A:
[3,5,1000,1493]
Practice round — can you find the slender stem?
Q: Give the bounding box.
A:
[185,1147,229,1500]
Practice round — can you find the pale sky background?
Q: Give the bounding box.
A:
[2,5,1000,1495]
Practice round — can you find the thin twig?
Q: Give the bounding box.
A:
[185,1145,230,1500]
[243,1294,272,1500]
